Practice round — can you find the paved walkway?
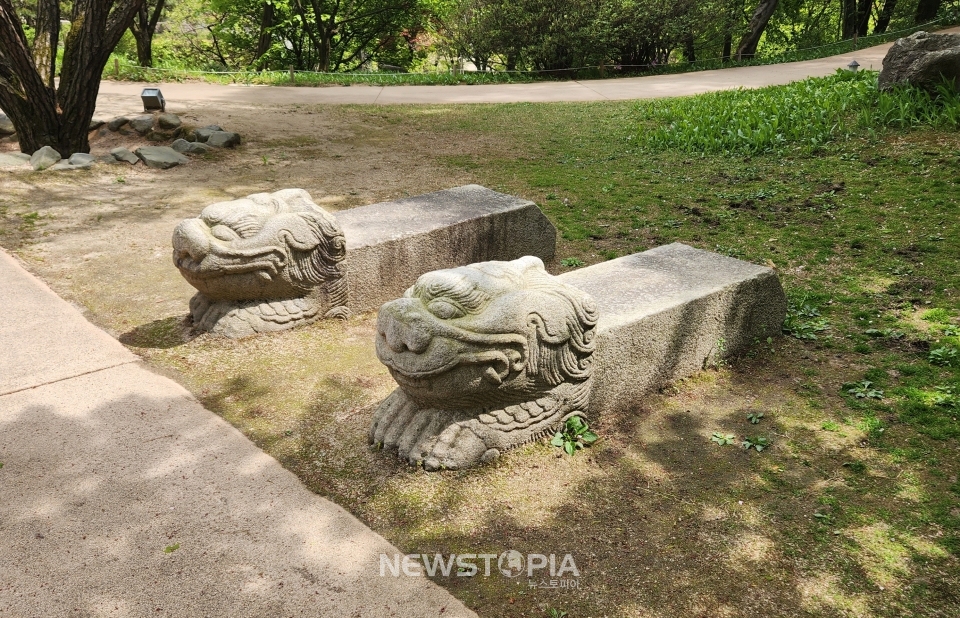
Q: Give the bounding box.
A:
[94,30,960,111]
[0,249,474,617]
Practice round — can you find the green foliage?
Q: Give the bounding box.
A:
[921,308,952,323]
[844,380,884,400]
[742,436,771,452]
[640,71,960,155]
[560,257,585,267]
[929,346,959,367]
[783,296,830,340]
[746,412,764,424]
[551,415,598,455]
[163,543,180,553]
[711,432,736,446]
[547,609,568,618]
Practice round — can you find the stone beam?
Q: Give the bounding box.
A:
[338,185,556,313]
[558,243,786,415]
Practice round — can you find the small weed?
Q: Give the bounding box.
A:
[843,380,884,399]
[864,328,905,339]
[115,176,126,184]
[746,412,764,424]
[163,543,180,553]
[930,386,959,409]
[560,257,585,268]
[711,432,736,446]
[261,155,269,165]
[551,416,598,455]
[813,511,835,524]
[742,436,771,452]
[821,420,841,431]
[941,325,960,337]
[783,297,830,340]
[547,610,568,618]
[843,460,867,473]
[929,346,959,367]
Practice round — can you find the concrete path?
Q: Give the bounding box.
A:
[0,249,475,617]
[94,29,959,112]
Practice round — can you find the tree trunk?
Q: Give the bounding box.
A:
[736,0,780,60]
[129,0,165,67]
[915,0,941,23]
[874,0,897,32]
[722,33,732,62]
[0,0,144,155]
[857,0,872,36]
[32,0,59,88]
[842,0,857,38]
[683,33,696,63]
[254,2,275,62]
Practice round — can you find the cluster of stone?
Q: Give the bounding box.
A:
[0,146,98,172]
[101,112,184,141]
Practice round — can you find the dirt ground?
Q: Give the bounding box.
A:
[2,101,957,618]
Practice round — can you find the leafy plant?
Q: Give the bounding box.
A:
[711,432,736,446]
[941,325,960,337]
[843,380,884,400]
[163,543,180,553]
[931,386,959,409]
[552,416,598,455]
[547,609,568,618]
[929,346,959,367]
[746,412,764,424]
[864,327,905,339]
[742,436,771,452]
[560,257,585,268]
[783,297,830,340]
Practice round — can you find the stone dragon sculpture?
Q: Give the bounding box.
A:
[370,256,598,470]
[172,189,347,337]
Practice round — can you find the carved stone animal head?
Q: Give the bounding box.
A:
[375,256,598,411]
[172,189,346,302]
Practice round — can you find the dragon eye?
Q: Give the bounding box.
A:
[427,299,465,320]
[211,224,239,241]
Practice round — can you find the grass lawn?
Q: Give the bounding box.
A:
[2,74,958,617]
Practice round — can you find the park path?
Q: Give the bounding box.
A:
[95,28,960,114]
[0,248,475,617]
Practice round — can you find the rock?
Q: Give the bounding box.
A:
[157,113,182,130]
[206,131,241,148]
[173,189,347,338]
[0,114,14,136]
[879,31,960,92]
[89,118,106,131]
[146,128,182,142]
[172,138,213,155]
[370,256,598,470]
[68,153,96,167]
[129,115,155,135]
[50,159,92,171]
[30,146,61,171]
[135,146,189,169]
[107,116,129,131]
[192,125,223,143]
[110,147,139,165]
[0,152,30,169]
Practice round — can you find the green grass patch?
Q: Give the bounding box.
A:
[640,71,960,154]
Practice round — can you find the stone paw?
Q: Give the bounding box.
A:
[419,420,492,471]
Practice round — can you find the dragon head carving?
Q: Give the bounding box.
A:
[370,256,598,470]
[172,189,347,337]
